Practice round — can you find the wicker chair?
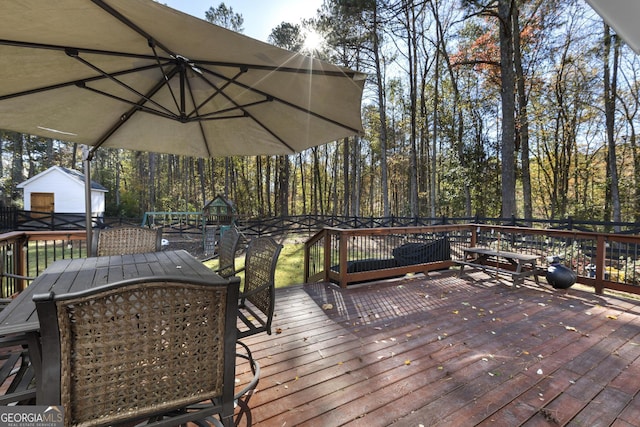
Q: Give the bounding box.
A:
[92,226,162,256]
[214,227,242,278]
[237,237,282,340]
[34,275,257,427]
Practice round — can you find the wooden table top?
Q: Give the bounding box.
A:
[0,250,224,335]
[463,247,539,261]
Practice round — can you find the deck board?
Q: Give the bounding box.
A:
[239,270,640,426]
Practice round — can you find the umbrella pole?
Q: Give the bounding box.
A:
[83,148,94,257]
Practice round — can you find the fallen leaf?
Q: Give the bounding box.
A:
[565,326,578,332]
[607,315,618,320]
[322,303,333,310]
[404,360,411,365]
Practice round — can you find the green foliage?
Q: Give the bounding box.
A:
[268,22,304,51]
[204,3,244,32]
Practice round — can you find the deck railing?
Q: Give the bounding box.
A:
[3,224,640,298]
[0,230,88,297]
[304,225,467,287]
[304,224,640,295]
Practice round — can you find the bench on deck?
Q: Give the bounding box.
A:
[331,237,452,286]
[456,247,540,287]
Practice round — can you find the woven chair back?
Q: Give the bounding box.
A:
[239,237,282,337]
[94,226,161,256]
[216,227,241,278]
[34,276,239,427]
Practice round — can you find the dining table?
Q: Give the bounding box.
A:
[0,249,229,404]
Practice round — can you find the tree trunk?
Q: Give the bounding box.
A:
[278,155,290,217]
[373,3,390,218]
[343,138,350,216]
[513,5,532,221]
[498,0,517,218]
[604,24,621,227]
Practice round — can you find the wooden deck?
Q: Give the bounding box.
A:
[238,269,640,426]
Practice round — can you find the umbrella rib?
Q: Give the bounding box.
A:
[148,41,182,117]
[197,99,271,120]
[67,50,178,117]
[91,0,177,58]
[199,67,362,136]
[184,65,294,151]
[195,58,362,79]
[183,76,212,158]
[247,114,296,153]
[0,38,362,78]
[0,38,171,62]
[0,62,168,101]
[186,69,247,120]
[78,85,178,121]
[90,67,183,154]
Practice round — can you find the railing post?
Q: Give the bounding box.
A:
[470,226,478,248]
[304,236,310,283]
[594,234,606,294]
[323,230,332,283]
[14,235,28,292]
[338,231,348,288]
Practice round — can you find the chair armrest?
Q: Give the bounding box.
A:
[238,282,270,300]
[213,263,238,279]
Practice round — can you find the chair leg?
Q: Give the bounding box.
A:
[234,341,259,427]
[234,398,253,427]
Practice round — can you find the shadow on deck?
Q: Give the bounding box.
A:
[240,270,640,426]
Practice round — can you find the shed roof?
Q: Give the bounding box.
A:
[16,166,108,192]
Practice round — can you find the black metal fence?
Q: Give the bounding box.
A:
[2,208,640,237]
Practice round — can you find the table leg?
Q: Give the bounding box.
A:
[511,259,521,287]
[532,260,540,285]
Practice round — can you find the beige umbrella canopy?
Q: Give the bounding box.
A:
[0,0,365,252]
[0,0,365,157]
[585,0,640,54]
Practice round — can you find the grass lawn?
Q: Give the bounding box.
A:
[204,241,305,287]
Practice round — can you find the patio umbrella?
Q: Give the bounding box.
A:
[0,0,365,252]
[585,0,640,54]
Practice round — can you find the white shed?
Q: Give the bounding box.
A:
[16,166,107,216]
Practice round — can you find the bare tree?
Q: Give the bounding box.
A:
[603,24,621,227]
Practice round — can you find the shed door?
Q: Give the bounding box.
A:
[31,192,54,216]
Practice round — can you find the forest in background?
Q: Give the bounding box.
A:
[1,0,640,223]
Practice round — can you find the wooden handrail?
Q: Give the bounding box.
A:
[304,224,640,294]
[0,230,87,296]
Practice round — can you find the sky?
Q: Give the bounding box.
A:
[162,0,324,42]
